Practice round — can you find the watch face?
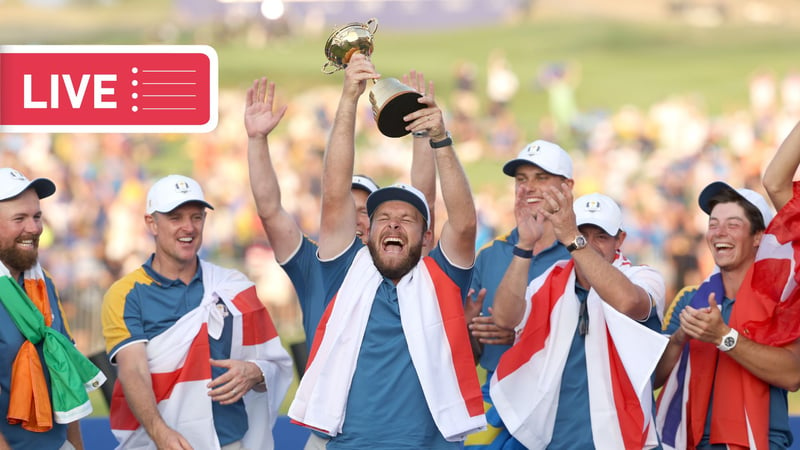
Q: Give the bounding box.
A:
[576,236,587,248]
[724,336,735,347]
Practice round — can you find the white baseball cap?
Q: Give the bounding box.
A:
[698,181,773,228]
[352,174,379,194]
[503,140,573,178]
[146,174,214,215]
[574,193,623,236]
[366,183,430,229]
[0,168,56,201]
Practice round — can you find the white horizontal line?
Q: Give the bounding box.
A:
[142,94,197,97]
[142,82,196,85]
[142,107,197,110]
[142,70,197,73]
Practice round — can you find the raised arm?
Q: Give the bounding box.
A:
[319,53,379,259]
[763,119,800,210]
[244,78,300,262]
[402,71,437,235]
[542,185,657,320]
[403,81,476,267]
[492,202,547,330]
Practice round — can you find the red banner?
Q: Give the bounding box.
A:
[0,45,217,133]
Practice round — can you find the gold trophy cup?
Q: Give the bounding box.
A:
[322,18,424,138]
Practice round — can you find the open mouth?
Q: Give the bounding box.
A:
[382,236,404,254]
[713,242,734,255]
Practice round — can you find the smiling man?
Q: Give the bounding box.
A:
[489,190,666,449]
[0,168,105,450]
[288,53,485,449]
[464,140,573,449]
[102,174,292,450]
[654,181,798,450]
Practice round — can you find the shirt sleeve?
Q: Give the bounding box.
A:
[663,287,696,335]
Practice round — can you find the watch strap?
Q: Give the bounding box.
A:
[429,131,453,149]
[512,245,533,259]
[717,328,739,352]
[566,235,586,253]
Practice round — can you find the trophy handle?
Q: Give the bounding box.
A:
[322,61,341,74]
[366,18,379,35]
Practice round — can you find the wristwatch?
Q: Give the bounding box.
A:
[717,328,739,352]
[566,235,587,253]
[429,131,453,148]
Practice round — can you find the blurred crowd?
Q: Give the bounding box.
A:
[2,62,799,357]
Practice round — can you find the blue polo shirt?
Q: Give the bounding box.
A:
[549,282,663,449]
[665,288,793,449]
[280,235,325,350]
[321,239,472,449]
[0,272,70,449]
[102,255,247,446]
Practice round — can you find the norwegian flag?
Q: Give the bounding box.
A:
[657,182,800,450]
[109,262,293,450]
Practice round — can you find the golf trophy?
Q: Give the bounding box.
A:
[322,18,424,138]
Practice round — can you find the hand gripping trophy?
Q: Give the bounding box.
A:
[322,18,425,138]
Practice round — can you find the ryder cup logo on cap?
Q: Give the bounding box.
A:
[698,181,774,228]
[0,168,56,201]
[351,175,380,194]
[146,174,214,214]
[502,140,573,178]
[574,192,623,236]
[366,183,430,229]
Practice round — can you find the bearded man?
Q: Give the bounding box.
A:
[288,53,486,449]
[0,168,105,450]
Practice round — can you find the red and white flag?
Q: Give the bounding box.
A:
[110,261,293,450]
[490,258,666,450]
[657,182,800,450]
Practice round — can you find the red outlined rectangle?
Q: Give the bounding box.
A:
[0,45,218,133]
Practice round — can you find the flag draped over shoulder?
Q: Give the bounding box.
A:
[0,262,105,432]
[109,261,293,450]
[490,258,667,450]
[657,181,800,450]
[289,247,486,441]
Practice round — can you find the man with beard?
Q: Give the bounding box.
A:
[244,74,435,364]
[0,168,106,449]
[288,53,486,448]
[102,174,293,450]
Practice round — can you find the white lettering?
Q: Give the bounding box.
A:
[63,74,90,109]
[23,74,47,109]
[94,74,116,109]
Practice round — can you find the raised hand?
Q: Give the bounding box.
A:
[342,53,380,102]
[244,77,287,139]
[515,193,546,250]
[401,72,446,139]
